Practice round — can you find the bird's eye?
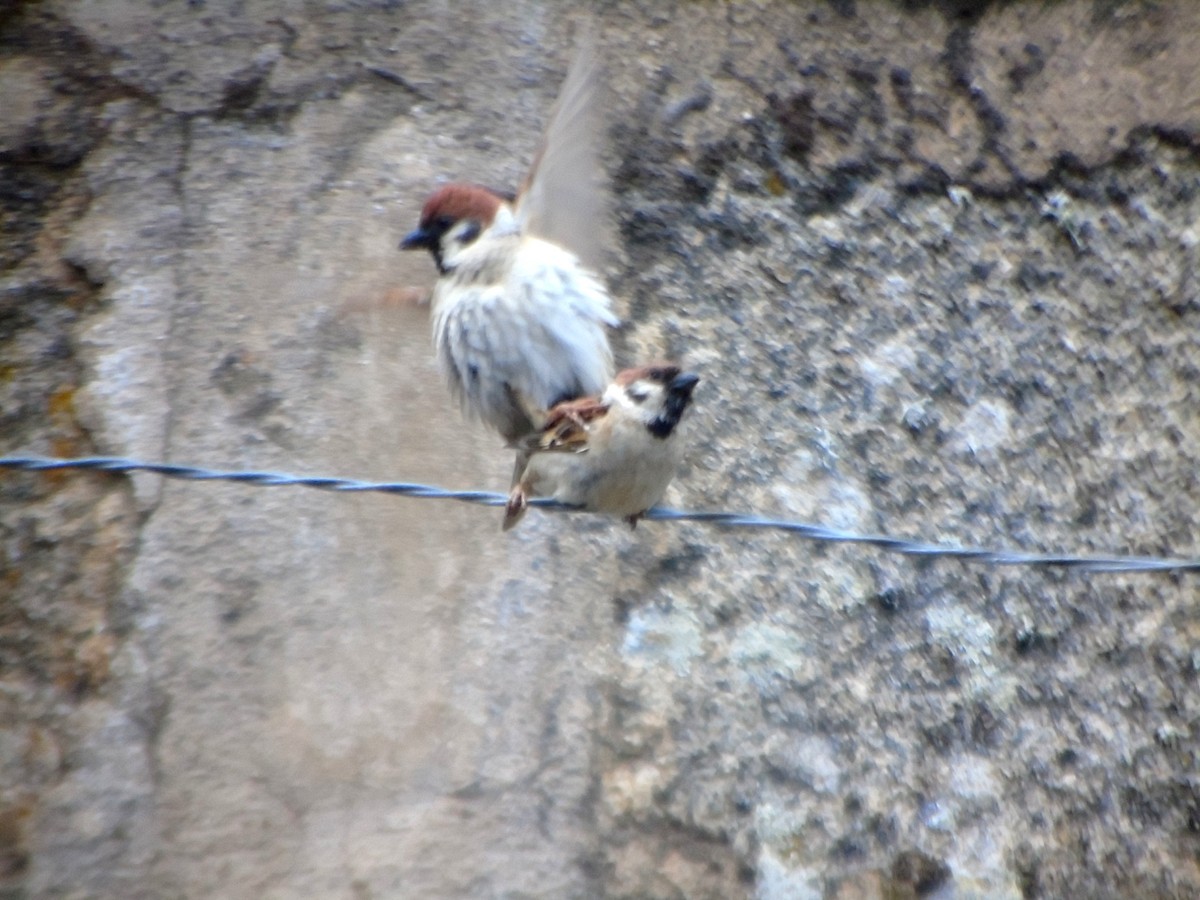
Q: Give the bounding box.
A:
[626,388,649,404]
[456,221,481,245]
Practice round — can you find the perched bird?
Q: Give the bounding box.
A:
[400,34,618,445]
[503,364,700,531]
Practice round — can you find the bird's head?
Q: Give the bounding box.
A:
[611,364,700,439]
[400,183,508,274]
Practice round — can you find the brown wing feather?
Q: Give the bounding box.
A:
[516,397,608,453]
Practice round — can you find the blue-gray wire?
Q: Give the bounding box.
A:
[2,455,1197,574]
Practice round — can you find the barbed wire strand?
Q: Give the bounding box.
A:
[2,455,1197,574]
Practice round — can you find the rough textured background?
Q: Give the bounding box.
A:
[2,1,1198,898]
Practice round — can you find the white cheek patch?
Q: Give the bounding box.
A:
[612,383,663,423]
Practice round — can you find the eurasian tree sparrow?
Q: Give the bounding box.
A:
[400,35,618,445]
[503,365,700,531]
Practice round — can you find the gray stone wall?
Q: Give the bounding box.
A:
[2,2,1198,897]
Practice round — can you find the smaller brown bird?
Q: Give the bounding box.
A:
[503,364,700,531]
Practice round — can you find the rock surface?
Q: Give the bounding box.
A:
[2,1,1198,898]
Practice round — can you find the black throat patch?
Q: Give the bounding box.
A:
[647,390,691,439]
[647,416,677,439]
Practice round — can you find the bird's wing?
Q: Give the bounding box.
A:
[514,25,609,273]
[515,396,609,454]
[434,279,537,440]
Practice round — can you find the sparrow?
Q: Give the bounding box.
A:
[503,364,700,531]
[400,34,618,446]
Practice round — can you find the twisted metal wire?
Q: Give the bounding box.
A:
[2,455,1197,574]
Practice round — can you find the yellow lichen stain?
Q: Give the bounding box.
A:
[0,799,34,878]
[764,170,788,197]
[66,288,95,311]
[47,385,76,419]
[55,631,115,698]
[0,567,20,592]
[44,384,90,464]
[49,435,85,460]
[76,631,115,689]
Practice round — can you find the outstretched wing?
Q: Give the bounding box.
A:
[515,25,609,273]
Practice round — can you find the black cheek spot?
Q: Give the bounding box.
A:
[460,221,481,244]
[468,363,480,383]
